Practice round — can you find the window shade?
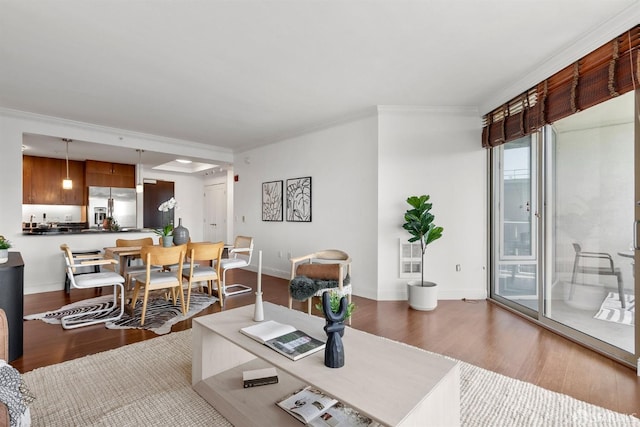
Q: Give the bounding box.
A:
[482,25,639,148]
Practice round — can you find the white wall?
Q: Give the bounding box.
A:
[233,108,488,301]
[377,107,487,300]
[232,115,380,299]
[0,111,229,294]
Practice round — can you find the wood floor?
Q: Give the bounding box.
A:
[14,269,640,418]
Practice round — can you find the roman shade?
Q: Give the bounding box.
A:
[482,25,639,148]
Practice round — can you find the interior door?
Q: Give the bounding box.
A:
[204,184,226,243]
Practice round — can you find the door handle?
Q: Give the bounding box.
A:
[634,220,640,250]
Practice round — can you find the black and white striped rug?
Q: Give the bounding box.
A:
[25,292,218,335]
[593,292,635,326]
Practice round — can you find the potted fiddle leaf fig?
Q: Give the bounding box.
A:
[402,195,444,310]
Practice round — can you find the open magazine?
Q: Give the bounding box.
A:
[240,320,325,361]
[277,387,382,427]
[276,387,338,424]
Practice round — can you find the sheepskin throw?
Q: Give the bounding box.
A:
[289,274,351,301]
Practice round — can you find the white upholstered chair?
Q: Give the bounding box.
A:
[218,236,254,296]
[60,244,125,329]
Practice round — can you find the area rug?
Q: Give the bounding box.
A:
[21,329,640,427]
[594,292,635,326]
[24,292,218,335]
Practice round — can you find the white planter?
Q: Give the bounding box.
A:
[0,249,8,263]
[407,281,438,311]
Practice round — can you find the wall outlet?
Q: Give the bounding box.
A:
[456,264,461,272]
[278,251,282,258]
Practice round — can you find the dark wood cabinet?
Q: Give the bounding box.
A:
[22,155,33,204]
[23,155,85,205]
[85,160,135,188]
[23,156,133,205]
[27,156,60,204]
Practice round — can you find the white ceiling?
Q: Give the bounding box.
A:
[1,0,639,170]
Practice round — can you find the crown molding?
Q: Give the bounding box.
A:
[377,105,479,115]
[0,107,233,159]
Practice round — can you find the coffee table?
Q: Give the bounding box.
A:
[192,302,460,426]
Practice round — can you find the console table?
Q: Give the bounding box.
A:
[192,302,460,426]
[0,252,24,362]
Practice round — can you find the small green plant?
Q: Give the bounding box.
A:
[0,235,12,250]
[153,224,173,237]
[109,218,120,231]
[315,291,355,320]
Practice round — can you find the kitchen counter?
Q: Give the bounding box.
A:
[23,228,153,235]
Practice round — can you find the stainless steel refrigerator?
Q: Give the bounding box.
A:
[88,186,137,229]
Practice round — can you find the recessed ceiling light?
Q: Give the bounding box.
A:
[176,159,192,164]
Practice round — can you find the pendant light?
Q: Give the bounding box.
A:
[136,149,144,193]
[62,138,73,190]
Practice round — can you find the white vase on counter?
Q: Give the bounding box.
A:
[0,249,8,263]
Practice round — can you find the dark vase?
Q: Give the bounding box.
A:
[172,218,189,245]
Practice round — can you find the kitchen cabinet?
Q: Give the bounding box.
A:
[22,155,33,204]
[85,160,135,188]
[22,155,85,205]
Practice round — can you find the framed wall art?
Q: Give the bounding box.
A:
[286,176,312,222]
[262,180,283,221]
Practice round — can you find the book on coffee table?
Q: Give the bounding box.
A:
[240,320,325,361]
[277,386,383,426]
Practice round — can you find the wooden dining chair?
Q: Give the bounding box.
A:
[115,237,161,293]
[130,244,187,325]
[182,241,225,310]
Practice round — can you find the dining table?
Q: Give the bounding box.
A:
[104,243,234,277]
[104,246,143,276]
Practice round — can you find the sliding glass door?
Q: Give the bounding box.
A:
[491,136,539,314]
[541,92,636,360]
[490,91,638,366]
